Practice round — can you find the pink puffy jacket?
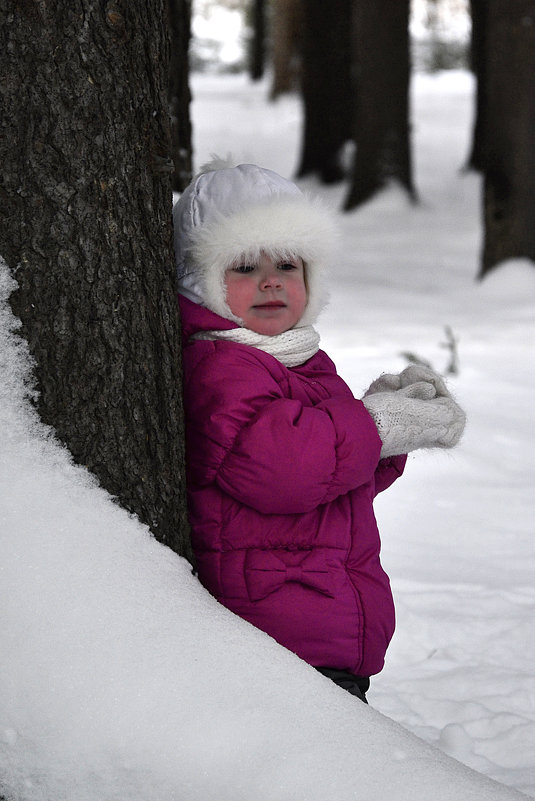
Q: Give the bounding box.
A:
[180,295,406,676]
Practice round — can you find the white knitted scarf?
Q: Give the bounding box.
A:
[191,325,320,367]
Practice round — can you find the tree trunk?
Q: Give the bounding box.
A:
[345,0,415,210]
[480,0,535,276]
[0,0,193,562]
[269,0,303,99]
[296,0,353,184]
[169,0,193,192]
[466,0,488,171]
[249,0,267,81]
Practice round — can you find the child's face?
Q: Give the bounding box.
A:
[225,252,307,335]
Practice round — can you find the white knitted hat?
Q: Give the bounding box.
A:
[173,159,338,326]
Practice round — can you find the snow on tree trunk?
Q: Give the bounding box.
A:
[0,0,193,561]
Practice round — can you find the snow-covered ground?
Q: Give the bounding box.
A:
[1,71,534,800]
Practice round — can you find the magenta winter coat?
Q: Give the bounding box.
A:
[180,295,406,676]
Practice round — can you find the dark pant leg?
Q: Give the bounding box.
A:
[315,667,370,704]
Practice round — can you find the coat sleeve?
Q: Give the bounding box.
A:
[185,345,383,515]
[374,455,407,496]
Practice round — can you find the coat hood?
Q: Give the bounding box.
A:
[178,294,238,342]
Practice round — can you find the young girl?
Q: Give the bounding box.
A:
[174,159,465,702]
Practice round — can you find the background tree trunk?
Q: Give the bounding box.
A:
[169,0,193,192]
[466,0,488,171]
[269,0,303,99]
[345,0,415,210]
[0,0,193,562]
[249,0,267,81]
[296,0,353,184]
[480,0,535,276]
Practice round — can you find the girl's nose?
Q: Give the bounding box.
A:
[260,270,282,289]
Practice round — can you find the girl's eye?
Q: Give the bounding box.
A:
[278,262,297,271]
[234,264,255,274]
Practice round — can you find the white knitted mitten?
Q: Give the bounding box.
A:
[364,365,451,399]
[362,384,466,458]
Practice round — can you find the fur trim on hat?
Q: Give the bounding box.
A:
[173,161,338,326]
[189,195,336,324]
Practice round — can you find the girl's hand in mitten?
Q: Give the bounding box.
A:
[362,387,466,458]
[363,365,452,399]
[363,372,402,396]
[397,365,451,398]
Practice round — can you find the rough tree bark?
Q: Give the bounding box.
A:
[169,0,193,192]
[0,0,193,562]
[345,0,415,210]
[296,0,353,184]
[480,0,535,276]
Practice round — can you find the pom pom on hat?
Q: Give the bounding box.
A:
[173,158,338,326]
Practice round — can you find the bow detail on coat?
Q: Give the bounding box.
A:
[244,550,335,602]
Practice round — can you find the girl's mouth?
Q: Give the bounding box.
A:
[253,301,286,309]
